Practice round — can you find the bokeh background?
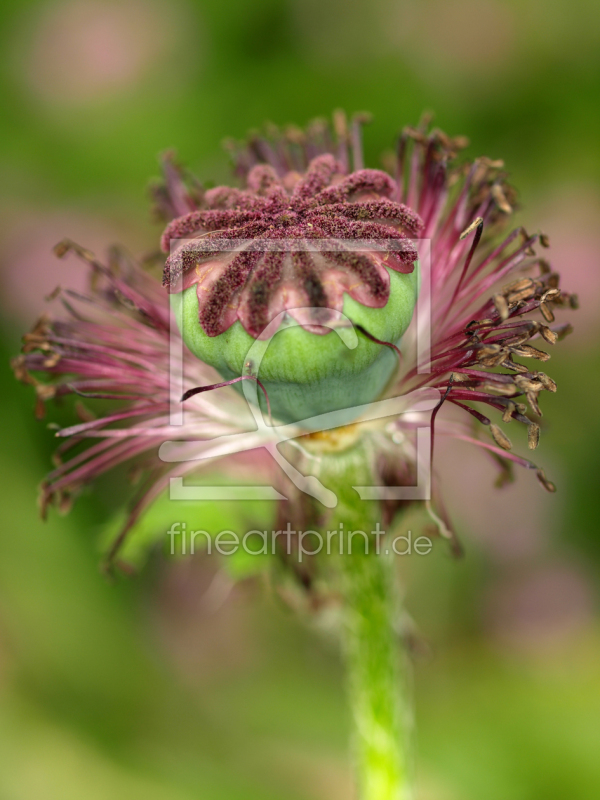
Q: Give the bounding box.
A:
[1,0,599,798]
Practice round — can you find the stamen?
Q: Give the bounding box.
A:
[536,468,556,493]
[354,324,402,361]
[493,294,509,321]
[430,374,455,467]
[333,108,349,171]
[448,399,490,425]
[528,423,540,450]
[350,112,371,171]
[459,216,484,241]
[395,131,408,204]
[449,216,484,309]
[490,423,512,451]
[491,183,512,214]
[181,375,272,424]
[67,384,145,401]
[425,498,463,558]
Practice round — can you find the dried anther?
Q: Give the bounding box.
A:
[528,423,540,450]
[490,424,512,451]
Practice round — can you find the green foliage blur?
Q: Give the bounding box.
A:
[1,0,599,797]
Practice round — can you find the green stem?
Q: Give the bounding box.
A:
[340,541,411,800]
[318,446,413,800]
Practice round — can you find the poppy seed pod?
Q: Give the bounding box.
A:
[171,264,419,425]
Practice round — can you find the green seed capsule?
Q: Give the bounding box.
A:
[172,264,419,426]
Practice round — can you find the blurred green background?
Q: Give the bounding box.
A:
[1,0,599,798]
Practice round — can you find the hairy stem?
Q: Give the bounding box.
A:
[340,541,411,800]
[318,446,413,800]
